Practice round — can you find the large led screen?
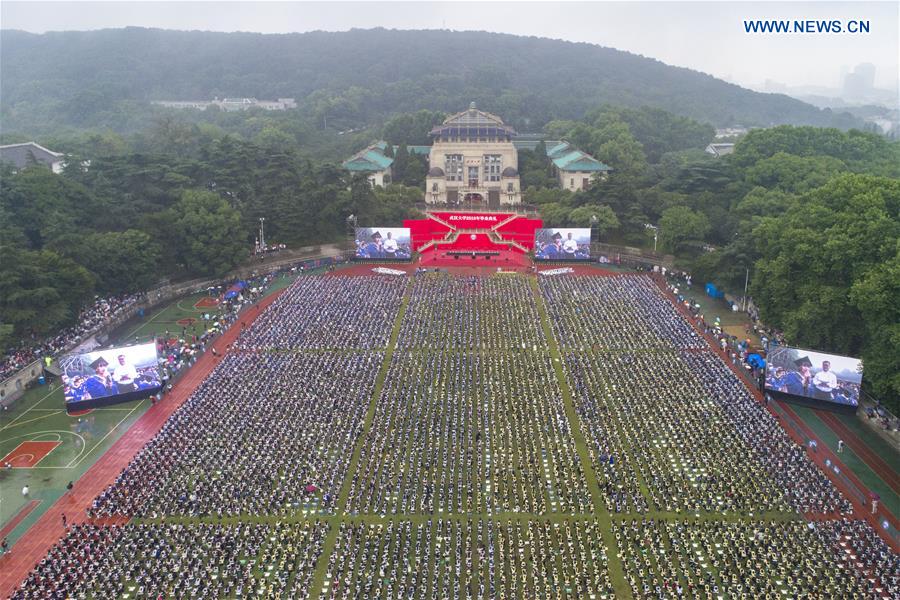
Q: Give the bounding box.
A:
[354,227,412,260]
[765,346,862,407]
[61,342,162,411]
[534,228,591,261]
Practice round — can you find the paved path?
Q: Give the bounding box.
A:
[0,291,284,598]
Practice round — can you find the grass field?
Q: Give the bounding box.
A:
[110,272,302,346]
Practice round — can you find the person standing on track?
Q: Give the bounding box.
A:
[837,439,844,453]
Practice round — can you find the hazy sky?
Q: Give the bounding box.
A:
[3,1,898,90]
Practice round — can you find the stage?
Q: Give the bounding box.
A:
[418,248,531,269]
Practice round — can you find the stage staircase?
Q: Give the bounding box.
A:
[426,212,457,231]
[491,213,520,231]
[426,228,528,253]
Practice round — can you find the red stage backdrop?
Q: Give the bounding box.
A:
[403,212,543,252]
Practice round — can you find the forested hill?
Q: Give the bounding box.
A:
[1,27,861,132]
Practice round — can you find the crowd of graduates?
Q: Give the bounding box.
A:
[324,518,615,600]
[540,275,703,351]
[347,352,592,515]
[614,517,897,598]
[8,271,897,599]
[1,292,144,380]
[89,353,381,518]
[398,275,545,351]
[543,275,851,516]
[237,276,405,350]
[11,521,328,600]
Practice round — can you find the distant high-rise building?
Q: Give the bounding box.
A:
[843,63,876,99]
[854,63,876,89]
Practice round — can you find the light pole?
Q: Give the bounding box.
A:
[258,217,266,252]
[644,223,659,253]
[590,214,599,252]
[742,266,750,312]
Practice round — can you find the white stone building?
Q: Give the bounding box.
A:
[425,103,522,206]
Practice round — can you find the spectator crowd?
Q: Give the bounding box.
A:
[1,293,144,380]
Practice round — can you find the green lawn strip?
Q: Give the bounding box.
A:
[833,412,900,474]
[792,405,900,518]
[530,276,632,599]
[307,277,412,598]
[679,288,749,328]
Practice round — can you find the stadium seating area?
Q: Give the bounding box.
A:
[10,272,898,599]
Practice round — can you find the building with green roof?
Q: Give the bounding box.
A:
[342,142,395,187]
[546,141,611,191]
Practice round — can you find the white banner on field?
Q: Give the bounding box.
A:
[372,267,407,276]
[70,335,101,354]
[538,267,575,276]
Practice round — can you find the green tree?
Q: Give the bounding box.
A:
[568,205,620,238]
[67,230,162,294]
[743,152,847,194]
[0,165,100,249]
[539,202,572,227]
[382,110,446,146]
[401,153,427,187]
[168,189,247,276]
[591,122,648,180]
[254,125,297,152]
[0,247,95,342]
[849,246,900,406]
[751,174,900,392]
[392,144,410,184]
[524,187,571,206]
[658,206,710,253]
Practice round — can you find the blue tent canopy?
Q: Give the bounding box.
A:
[746,353,766,369]
[705,283,725,299]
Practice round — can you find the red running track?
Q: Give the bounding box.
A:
[331,262,623,278]
[0,290,284,598]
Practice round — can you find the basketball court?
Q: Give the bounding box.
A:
[193,297,219,309]
[1,440,61,468]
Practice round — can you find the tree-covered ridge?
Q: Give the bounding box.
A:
[0,27,862,137]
